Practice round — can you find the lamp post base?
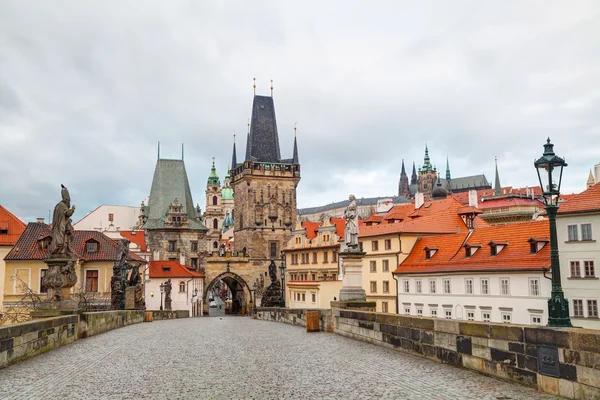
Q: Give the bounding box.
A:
[548,291,572,327]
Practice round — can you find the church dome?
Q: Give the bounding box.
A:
[431,184,448,200]
[222,187,234,200]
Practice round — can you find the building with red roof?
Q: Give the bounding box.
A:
[393,220,552,325]
[0,205,26,315]
[146,260,204,315]
[556,182,600,329]
[283,218,345,309]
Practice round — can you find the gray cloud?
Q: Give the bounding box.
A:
[0,1,599,221]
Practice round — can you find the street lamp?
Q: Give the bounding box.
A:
[534,138,572,327]
[279,252,287,308]
[159,282,165,311]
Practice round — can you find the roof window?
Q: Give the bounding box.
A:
[86,239,99,253]
[528,238,549,254]
[463,244,481,258]
[488,241,508,256]
[424,246,439,260]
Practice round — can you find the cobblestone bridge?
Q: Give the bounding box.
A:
[0,317,563,400]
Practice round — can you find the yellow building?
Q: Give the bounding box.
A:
[359,198,488,313]
[0,205,26,315]
[3,221,145,321]
[283,218,344,309]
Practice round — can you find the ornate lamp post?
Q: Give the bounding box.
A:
[279,253,287,308]
[534,138,572,327]
[159,283,165,311]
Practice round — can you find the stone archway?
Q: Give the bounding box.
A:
[204,271,252,316]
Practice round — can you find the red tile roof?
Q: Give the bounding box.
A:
[383,204,414,222]
[557,182,600,215]
[148,260,204,278]
[394,220,550,275]
[0,205,26,246]
[119,230,147,251]
[302,221,320,240]
[478,197,545,209]
[330,218,346,240]
[5,222,146,263]
[451,186,543,205]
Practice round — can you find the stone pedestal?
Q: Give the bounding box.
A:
[125,287,136,310]
[338,250,366,301]
[35,257,79,317]
[165,298,172,311]
[260,281,282,307]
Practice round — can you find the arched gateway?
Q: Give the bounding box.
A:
[204,271,252,316]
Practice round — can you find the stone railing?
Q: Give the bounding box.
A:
[78,311,144,338]
[151,310,189,320]
[334,309,600,400]
[255,307,333,332]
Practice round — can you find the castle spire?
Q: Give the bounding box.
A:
[245,94,282,162]
[401,159,406,175]
[446,157,451,181]
[411,161,418,185]
[422,145,433,171]
[292,123,299,164]
[230,134,237,171]
[494,157,501,196]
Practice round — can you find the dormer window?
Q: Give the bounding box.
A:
[464,244,481,258]
[425,246,439,260]
[528,238,549,254]
[86,240,99,253]
[488,241,507,256]
[38,236,52,250]
[162,265,171,272]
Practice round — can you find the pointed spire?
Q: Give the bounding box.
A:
[422,144,433,171]
[587,170,595,188]
[292,123,299,165]
[253,77,256,96]
[494,157,501,196]
[208,157,220,186]
[270,79,274,97]
[157,141,160,160]
[411,161,418,185]
[230,134,237,171]
[181,143,184,160]
[401,159,406,175]
[446,157,451,181]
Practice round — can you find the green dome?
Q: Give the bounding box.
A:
[222,187,234,200]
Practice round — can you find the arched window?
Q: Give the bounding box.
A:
[179,281,186,292]
[212,196,218,205]
[213,241,218,249]
[213,219,218,229]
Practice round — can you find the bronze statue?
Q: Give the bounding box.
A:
[50,184,76,257]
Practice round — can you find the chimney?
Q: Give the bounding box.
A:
[595,163,600,184]
[180,253,186,265]
[468,189,478,208]
[36,218,45,224]
[415,192,424,209]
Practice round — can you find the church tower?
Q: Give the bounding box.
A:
[230,92,301,261]
[204,158,225,252]
[398,159,410,198]
[418,145,437,198]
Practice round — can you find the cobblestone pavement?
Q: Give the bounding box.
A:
[0,317,563,400]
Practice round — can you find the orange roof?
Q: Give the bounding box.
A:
[0,205,26,246]
[302,221,320,240]
[478,197,545,209]
[451,186,543,205]
[119,230,147,251]
[409,198,463,218]
[148,260,204,278]
[558,182,600,214]
[330,217,346,239]
[383,204,414,222]
[363,214,383,224]
[394,220,550,274]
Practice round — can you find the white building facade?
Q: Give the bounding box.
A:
[145,260,204,316]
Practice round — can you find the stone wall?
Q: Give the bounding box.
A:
[334,309,600,400]
[78,311,144,338]
[0,315,77,369]
[151,310,189,320]
[255,307,333,332]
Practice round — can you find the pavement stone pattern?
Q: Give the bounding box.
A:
[0,317,563,400]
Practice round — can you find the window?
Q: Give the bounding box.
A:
[213,241,218,249]
[370,261,376,272]
[40,269,48,293]
[179,281,186,292]
[529,278,540,296]
[191,241,198,251]
[502,313,512,323]
[383,281,390,293]
[531,315,542,325]
[573,299,584,317]
[480,279,489,295]
[382,260,389,272]
[311,273,316,281]
[405,307,411,315]
[87,241,98,252]
[568,225,578,241]
[384,239,391,250]
[571,261,581,277]
[168,241,176,252]
[108,213,114,222]
[416,308,423,316]
[429,279,436,294]
[371,241,379,251]
[302,293,306,302]
[382,302,389,313]
[530,242,537,254]
[588,300,598,318]
[445,309,452,320]
[500,278,510,296]
[482,312,491,322]
[582,223,593,241]
[403,280,409,293]
[584,261,595,278]
[465,279,473,295]
[311,293,316,303]
[490,245,497,256]
[191,258,198,269]
[39,237,51,249]
[270,242,278,259]
[415,280,422,293]
[332,251,337,262]
[312,252,317,263]
[212,196,218,206]
[443,279,451,294]
[323,251,328,263]
[467,311,475,321]
[370,281,377,293]
[213,219,218,229]
[85,270,99,292]
[430,309,437,318]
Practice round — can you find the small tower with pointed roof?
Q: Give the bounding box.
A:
[587,170,596,189]
[411,161,418,185]
[494,157,502,196]
[445,157,452,193]
[204,158,225,252]
[417,145,438,198]
[398,159,410,198]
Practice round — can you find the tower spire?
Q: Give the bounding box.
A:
[292,123,299,165]
[157,141,160,160]
[494,157,501,196]
[208,157,220,186]
[445,156,451,181]
[270,79,274,97]
[231,134,237,171]
[401,159,406,175]
[182,143,184,160]
[411,161,418,185]
[253,77,256,96]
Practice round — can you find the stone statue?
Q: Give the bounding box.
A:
[344,194,359,250]
[260,260,282,307]
[116,239,129,267]
[50,184,76,257]
[61,261,77,288]
[164,278,172,310]
[268,259,277,284]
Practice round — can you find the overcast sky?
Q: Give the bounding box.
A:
[1,1,599,222]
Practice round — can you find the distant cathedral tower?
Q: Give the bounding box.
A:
[398,159,410,198]
[230,92,300,261]
[204,159,225,251]
[417,145,437,197]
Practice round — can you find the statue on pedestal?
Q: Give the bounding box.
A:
[260,260,282,307]
[343,194,359,251]
[50,184,76,258]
